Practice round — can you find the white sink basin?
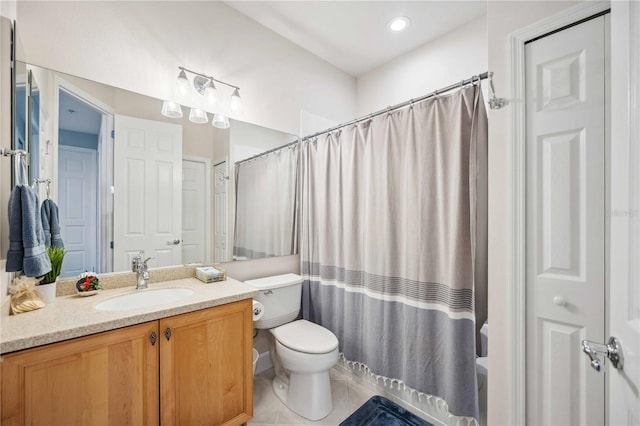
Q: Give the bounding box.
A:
[94,288,194,311]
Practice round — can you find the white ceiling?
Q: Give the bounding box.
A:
[225,1,487,77]
[59,91,102,135]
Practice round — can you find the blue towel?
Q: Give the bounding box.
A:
[5,186,51,277]
[41,199,64,249]
[6,186,23,272]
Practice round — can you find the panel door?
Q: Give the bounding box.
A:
[113,115,182,271]
[608,2,640,424]
[1,322,159,426]
[160,300,253,425]
[58,145,98,277]
[525,16,606,425]
[214,161,228,262]
[182,159,207,264]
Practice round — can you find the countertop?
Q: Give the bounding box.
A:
[0,277,259,354]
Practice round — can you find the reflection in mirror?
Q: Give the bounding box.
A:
[234,143,298,260]
[12,62,27,185]
[27,70,41,184]
[10,62,298,276]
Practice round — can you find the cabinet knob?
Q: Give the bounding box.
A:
[150,331,157,346]
[165,327,172,341]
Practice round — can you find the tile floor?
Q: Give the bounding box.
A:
[249,367,378,426]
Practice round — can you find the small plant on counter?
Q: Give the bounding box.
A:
[40,247,66,285]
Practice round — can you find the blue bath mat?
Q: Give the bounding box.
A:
[340,395,433,426]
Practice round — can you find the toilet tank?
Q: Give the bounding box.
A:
[245,273,303,329]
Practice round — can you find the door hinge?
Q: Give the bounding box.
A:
[111,130,115,139]
[110,241,114,249]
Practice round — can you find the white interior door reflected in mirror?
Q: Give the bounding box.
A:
[113,115,183,271]
[182,157,210,264]
[58,146,97,277]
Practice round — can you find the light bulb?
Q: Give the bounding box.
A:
[205,79,217,106]
[176,69,189,87]
[176,69,189,96]
[189,108,208,124]
[388,17,410,32]
[161,101,183,119]
[212,113,230,129]
[230,88,241,114]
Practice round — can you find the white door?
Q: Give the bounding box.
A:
[525,16,606,425]
[113,115,182,271]
[182,158,208,264]
[609,1,640,424]
[213,161,228,262]
[58,145,98,277]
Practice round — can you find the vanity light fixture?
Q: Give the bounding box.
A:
[161,66,241,128]
[189,107,208,124]
[176,69,189,95]
[388,16,410,32]
[212,113,230,129]
[161,101,183,119]
[230,88,242,114]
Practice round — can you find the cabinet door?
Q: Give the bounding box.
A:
[160,299,253,426]
[1,321,159,426]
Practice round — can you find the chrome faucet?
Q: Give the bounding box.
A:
[132,251,154,290]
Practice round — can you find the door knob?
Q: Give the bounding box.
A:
[581,337,623,372]
[166,239,181,245]
[553,296,567,306]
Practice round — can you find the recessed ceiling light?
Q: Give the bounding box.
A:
[388,16,410,32]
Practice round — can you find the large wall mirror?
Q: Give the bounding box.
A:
[9,62,298,277]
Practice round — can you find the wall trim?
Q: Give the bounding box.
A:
[507,1,611,424]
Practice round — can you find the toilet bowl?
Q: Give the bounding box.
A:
[270,320,339,420]
[245,274,340,421]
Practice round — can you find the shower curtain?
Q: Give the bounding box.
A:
[300,84,487,419]
[234,144,299,259]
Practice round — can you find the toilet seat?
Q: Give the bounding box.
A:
[272,319,338,354]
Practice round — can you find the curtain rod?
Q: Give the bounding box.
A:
[302,71,503,142]
[234,71,505,166]
[235,139,299,166]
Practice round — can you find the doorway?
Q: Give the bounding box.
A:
[213,160,228,262]
[182,156,211,264]
[56,86,112,276]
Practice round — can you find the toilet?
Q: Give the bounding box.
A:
[245,273,339,421]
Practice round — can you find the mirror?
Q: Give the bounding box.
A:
[10,62,298,277]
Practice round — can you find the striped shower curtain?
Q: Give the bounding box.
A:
[300,84,487,419]
[234,144,299,259]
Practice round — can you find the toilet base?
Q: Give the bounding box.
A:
[272,370,333,421]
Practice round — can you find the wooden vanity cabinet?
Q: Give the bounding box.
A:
[0,321,159,425]
[0,299,253,426]
[160,299,253,425]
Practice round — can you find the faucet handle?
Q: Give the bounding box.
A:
[131,251,146,272]
[142,257,155,267]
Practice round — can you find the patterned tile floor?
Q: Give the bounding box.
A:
[249,367,377,426]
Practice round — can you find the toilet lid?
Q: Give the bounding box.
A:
[273,320,339,354]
